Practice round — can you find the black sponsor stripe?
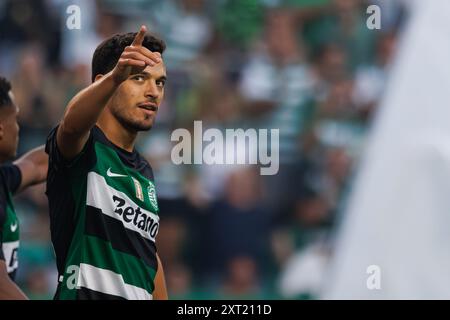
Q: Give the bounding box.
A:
[84,206,157,270]
[77,287,127,300]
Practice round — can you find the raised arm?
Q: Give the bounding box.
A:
[57,25,161,160]
[13,145,47,193]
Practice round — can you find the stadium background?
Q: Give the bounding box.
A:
[0,0,404,299]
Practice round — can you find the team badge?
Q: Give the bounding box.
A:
[147,181,158,211]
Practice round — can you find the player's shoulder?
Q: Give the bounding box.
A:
[88,126,155,181]
[0,164,21,193]
[46,124,98,172]
[0,165,7,192]
[0,163,18,175]
[0,165,11,217]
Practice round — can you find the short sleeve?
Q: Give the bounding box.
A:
[0,172,11,261]
[0,165,21,195]
[45,125,95,172]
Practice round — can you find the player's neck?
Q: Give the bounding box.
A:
[96,119,137,153]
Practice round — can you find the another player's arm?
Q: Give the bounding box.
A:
[0,259,27,299]
[153,254,168,300]
[57,25,161,160]
[13,146,48,193]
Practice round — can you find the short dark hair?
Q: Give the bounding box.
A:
[91,32,166,82]
[0,77,12,108]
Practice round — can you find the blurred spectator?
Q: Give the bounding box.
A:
[219,256,265,299]
[238,8,316,222]
[303,0,377,70]
[152,0,213,70]
[166,262,194,299]
[352,31,397,120]
[203,167,271,281]
[278,241,330,299]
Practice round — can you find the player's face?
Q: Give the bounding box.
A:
[0,93,19,161]
[109,61,166,132]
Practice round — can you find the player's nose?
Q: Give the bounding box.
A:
[144,81,159,100]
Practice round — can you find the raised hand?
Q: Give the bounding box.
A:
[111,25,162,84]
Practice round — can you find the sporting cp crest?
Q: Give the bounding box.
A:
[147,181,159,212]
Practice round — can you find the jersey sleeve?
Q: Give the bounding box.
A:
[0,165,22,195]
[0,164,21,262]
[45,125,96,172]
[0,175,9,262]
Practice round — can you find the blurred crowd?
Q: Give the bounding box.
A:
[0,0,405,299]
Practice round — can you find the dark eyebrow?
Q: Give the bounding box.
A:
[140,71,167,81]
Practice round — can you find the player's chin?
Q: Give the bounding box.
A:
[132,118,154,132]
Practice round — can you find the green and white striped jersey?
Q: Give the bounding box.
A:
[0,165,21,281]
[46,126,160,300]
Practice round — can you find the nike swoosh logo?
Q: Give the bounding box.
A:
[107,167,127,178]
[10,222,18,233]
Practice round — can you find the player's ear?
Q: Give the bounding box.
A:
[94,74,104,82]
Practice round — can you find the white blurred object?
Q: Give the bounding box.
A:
[352,66,386,107]
[279,243,329,298]
[322,0,450,299]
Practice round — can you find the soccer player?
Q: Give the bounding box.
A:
[45,26,168,300]
[0,77,48,299]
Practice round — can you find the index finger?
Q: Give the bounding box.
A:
[132,25,147,47]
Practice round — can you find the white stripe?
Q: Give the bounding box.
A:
[2,241,19,273]
[77,263,152,300]
[86,172,159,242]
